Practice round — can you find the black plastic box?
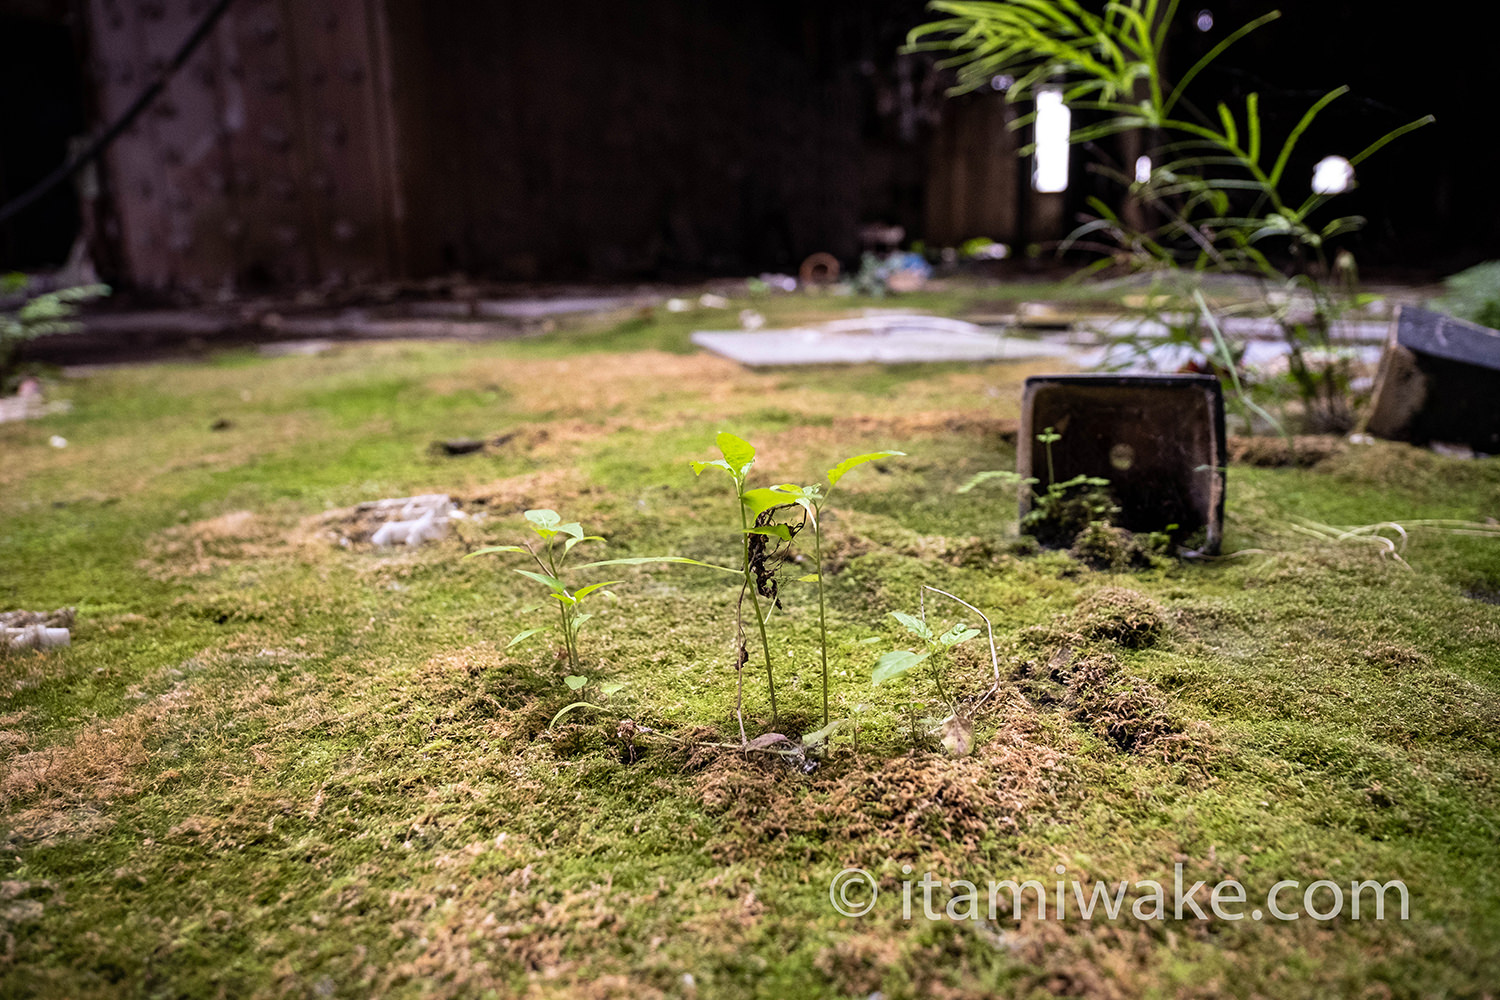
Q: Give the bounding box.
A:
[1018,374,1227,554]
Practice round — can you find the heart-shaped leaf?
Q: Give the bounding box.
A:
[872,649,930,685]
[740,487,792,520]
[939,623,982,648]
[941,714,974,757]
[889,611,933,641]
[525,509,562,529]
[564,675,589,691]
[715,432,756,476]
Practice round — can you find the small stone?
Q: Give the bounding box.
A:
[435,438,484,456]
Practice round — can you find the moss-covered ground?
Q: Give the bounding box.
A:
[2,289,1498,998]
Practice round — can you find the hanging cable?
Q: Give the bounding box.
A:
[0,0,239,227]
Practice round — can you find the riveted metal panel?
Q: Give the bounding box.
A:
[85,0,400,292]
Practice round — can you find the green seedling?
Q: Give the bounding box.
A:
[467,509,616,674]
[872,586,1001,755]
[772,449,905,727]
[549,676,627,729]
[691,432,798,731]
[959,427,1116,549]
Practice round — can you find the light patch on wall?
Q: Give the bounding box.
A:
[1312,155,1355,195]
[1032,88,1070,193]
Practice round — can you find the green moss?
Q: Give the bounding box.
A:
[2,300,1499,997]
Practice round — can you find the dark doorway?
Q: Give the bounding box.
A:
[0,9,86,270]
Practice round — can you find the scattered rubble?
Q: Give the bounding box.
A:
[365,495,455,547]
[2,609,75,652]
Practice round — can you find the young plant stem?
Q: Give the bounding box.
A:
[813,513,829,726]
[927,655,955,717]
[735,485,778,725]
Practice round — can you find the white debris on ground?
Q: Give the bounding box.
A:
[2,609,74,652]
[364,494,456,547]
[0,377,72,424]
[692,312,1076,367]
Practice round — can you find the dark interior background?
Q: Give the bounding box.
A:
[0,0,1493,286]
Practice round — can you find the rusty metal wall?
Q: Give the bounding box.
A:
[379,1,873,281]
[86,0,400,292]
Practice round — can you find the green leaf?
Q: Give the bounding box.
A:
[956,470,1032,494]
[548,701,603,729]
[873,650,930,686]
[745,524,794,542]
[563,535,604,554]
[797,573,820,583]
[600,681,626,696]
[567,612,593,636]
[800,718,846,748]
[939,623,982,648]
[579,556,741,575]
[505,627,546,649]
[524,509,561,530]
[715,432,756,475]
[463,545,530,559]
[571,580,622,601]
[826,451,905,488]
[564,675,589,691]
[690,458,732,477]
[741,487,792,520]
[514,568,567,593]
[1269,86,1347,188]
[941,714,974,757]
[889,611,933,641]
[556,522,585,539]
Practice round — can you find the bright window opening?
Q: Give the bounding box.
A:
[1312,155,1355,195]
[1033,88,1071,193]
